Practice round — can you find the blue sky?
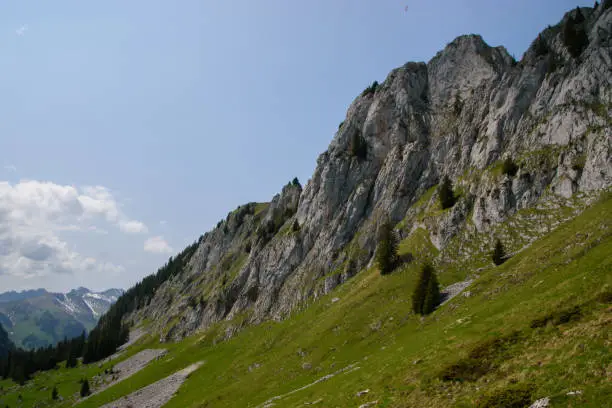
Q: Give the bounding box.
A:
[0,0,593,292]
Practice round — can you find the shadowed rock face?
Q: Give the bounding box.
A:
[132,6,612,341]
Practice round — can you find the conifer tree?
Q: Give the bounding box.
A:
[80,378,90,397]
[412,263,434,315]
[492,239,507,266]
[52,386,59,400]
[422,272,441,315]
[438,176,456,210]
[376,220,398,275]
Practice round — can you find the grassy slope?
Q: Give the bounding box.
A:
[3,193,611,407]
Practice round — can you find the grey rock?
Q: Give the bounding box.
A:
[127,6,612,342]
[529,397,550,408]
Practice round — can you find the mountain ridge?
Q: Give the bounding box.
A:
[116,4,611,342]
[0,287,123,349]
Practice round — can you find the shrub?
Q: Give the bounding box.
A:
[412,263,440,315]
[350,131,367,159]
[79,378,90,397]
[292,220,300,232]
[572,155,586,172]
[492,239,506,266]
[375,220,398,275]
[501,157,519,177]
[530,305,582,328]
[52,386,58,400]
[438,176,456,210]
[453,94,463,116]
[597,289,612,304]
[188,296,198,309]
[244,241,252,253]
[476,383,534,408]
[439,332,522,382]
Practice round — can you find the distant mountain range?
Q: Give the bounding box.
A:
[0,287,123,349]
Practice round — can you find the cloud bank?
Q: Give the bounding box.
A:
[0,180,145,279]
[144,236,173,254]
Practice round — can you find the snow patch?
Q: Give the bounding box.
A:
[82,297,99,317]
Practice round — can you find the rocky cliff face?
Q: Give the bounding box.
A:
[131,5,612,341]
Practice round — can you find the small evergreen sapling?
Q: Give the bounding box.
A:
[80,378,90,397]
[492,239,507,266]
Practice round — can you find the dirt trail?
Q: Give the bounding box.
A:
[99,362,203,408]
[440,279,473,306]
[91,349,167,396]
[256,363,361,408]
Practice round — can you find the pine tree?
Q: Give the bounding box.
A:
[292,219,300,232]
[376,220,398,275]
[422,272,441,315]
[492,239,506,266]
[412,263,434,315]
[52,386,59,400]
[438,176,456,210]
[80,378,90,397]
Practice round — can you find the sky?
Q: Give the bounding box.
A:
[0,0,594,293]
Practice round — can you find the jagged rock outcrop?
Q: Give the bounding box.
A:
[131,5,611,341]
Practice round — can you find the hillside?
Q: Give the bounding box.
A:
[126,4,611,343]
[0,288,123,349]
[0,3,610,407]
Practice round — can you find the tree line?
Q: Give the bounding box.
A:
[0,332,85,385]
[0,239,199,384]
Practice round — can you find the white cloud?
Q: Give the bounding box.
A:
[144,236,173,254]
[159,220,167,226]
[16,25,28,36]
[4,165,17,173]
[119,220,148,234]
[0,180,143,279]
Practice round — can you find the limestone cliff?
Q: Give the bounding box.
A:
[130,5,612,341]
